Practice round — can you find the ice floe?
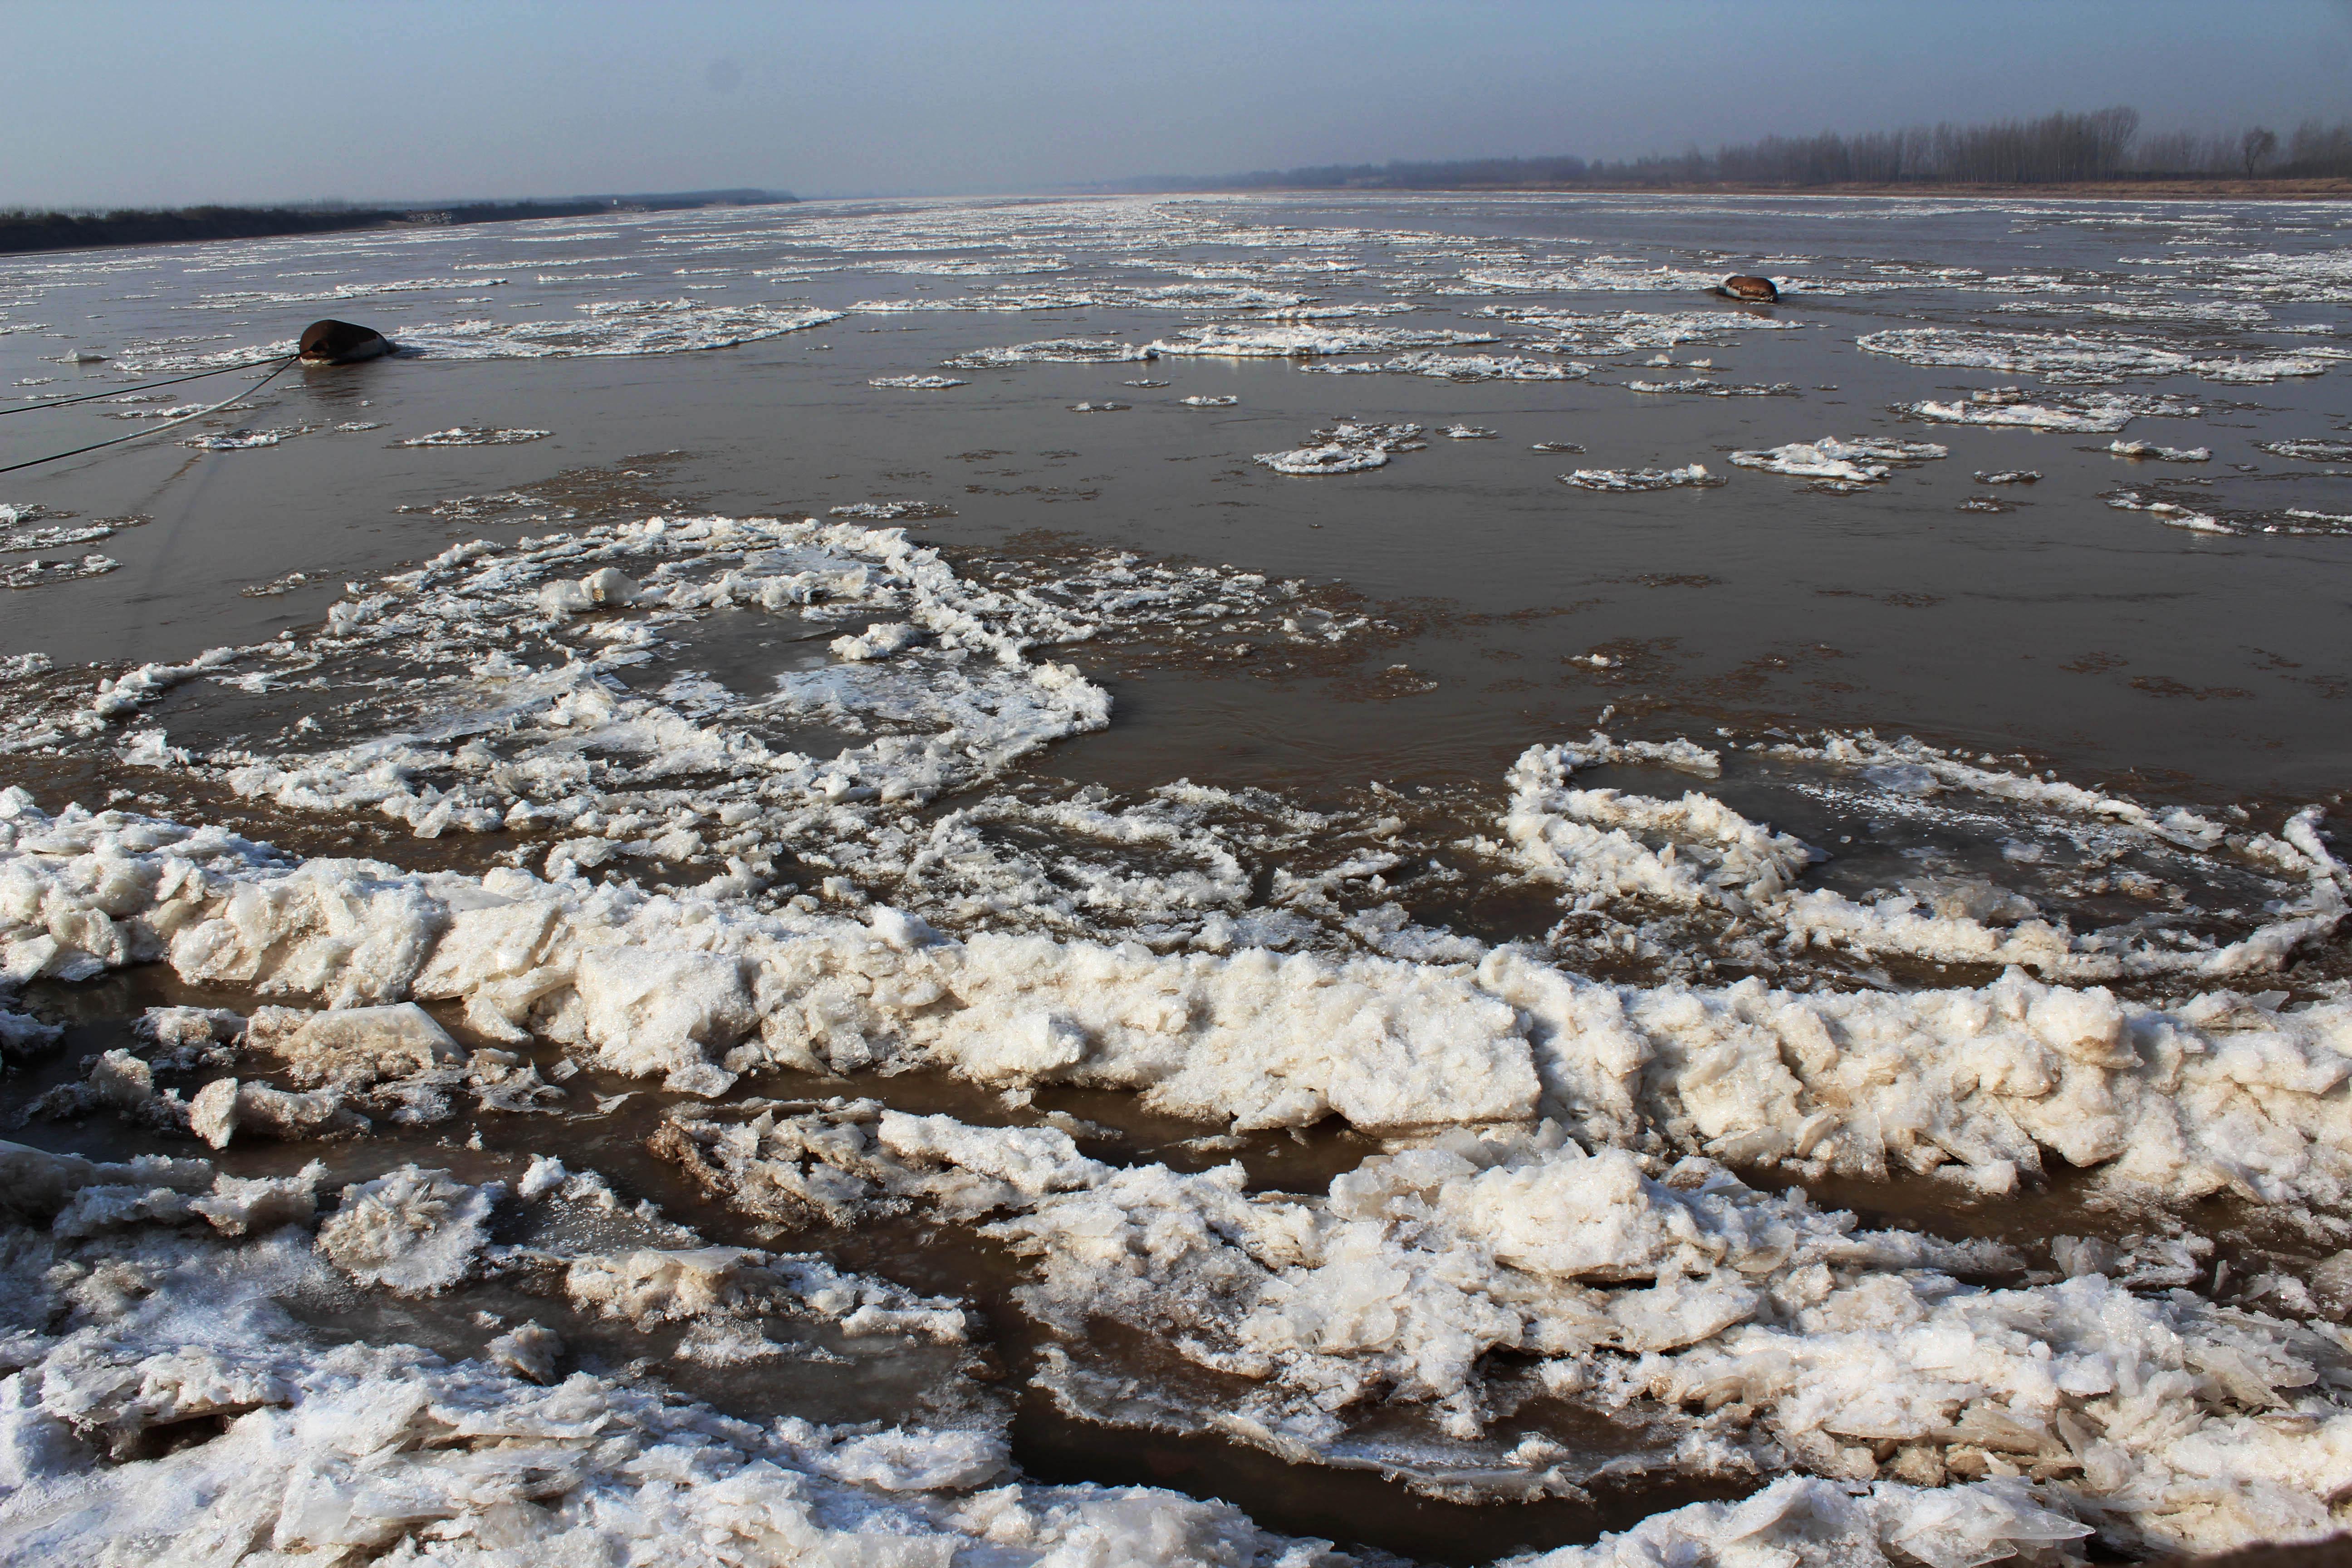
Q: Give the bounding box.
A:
[1728,437,1947,489]
[827,500,954,520]
[317,1165,499,1295]
[178,274,503,311]
[1559,466,1722,493]
[2104,492,2230,534]
[181,427,305,451]
[1507,731,2341,969]
[1,555,118,590]
[2259,439,2352,463]
[941,338,1149,369]
[1302,352,1588,382]
[0,1164,1328,1567]
[2104,493,2352,539]
[105,400,211,420]
[1900,387,2206,435]
[392,427,553,447]
[1145,324,1497,358]
[1254,421,1426,476]
[1858,327,2338,386]
[1625,378,1798,397]
[399,299,843,359]
[653,1095,2352,1551]
[6,720,2344,1197]
[1460,261,1725,294]
[0,518,137,554]
[1506,1479,2093,1568]
[877,254,1068,276]
[1485,308,1808,355]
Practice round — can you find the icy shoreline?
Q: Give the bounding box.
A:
[5,764,2352,1558]
[0,1129,2119,1568]
[3,498,2351,1559]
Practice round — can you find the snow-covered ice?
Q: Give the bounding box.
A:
[1728,437,1948,488]
[1255,421,1426,476]
[1559,465,1722,492]
[393,427,552,447]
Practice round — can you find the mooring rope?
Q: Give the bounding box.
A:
[0,352,297,417]
[0,355,299,475]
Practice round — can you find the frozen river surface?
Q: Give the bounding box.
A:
[0,193,2349,1566]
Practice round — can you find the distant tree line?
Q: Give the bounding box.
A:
[1131,109,2352,192]
[0,190,792,256]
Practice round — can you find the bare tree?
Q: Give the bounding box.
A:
[2285,119,2352,176]
[1183,109,2352,193]
[2242,127,2279,177]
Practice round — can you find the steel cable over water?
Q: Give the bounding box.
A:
[0,355,298,475]
[0,353,297,417]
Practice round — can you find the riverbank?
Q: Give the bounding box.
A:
[0,189,794,257]
[1134,177,2352,201]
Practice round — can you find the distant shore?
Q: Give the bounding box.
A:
[1148,177,2352,201]
[0,190,794,257]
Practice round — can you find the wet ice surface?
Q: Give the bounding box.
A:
[0,192,2350,1566]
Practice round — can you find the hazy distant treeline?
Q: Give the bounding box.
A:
[0,190,790,256]
[1142,109,2352,191]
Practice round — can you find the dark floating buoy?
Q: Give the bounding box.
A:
[299,318,394,364]
[1715,275,1780,304]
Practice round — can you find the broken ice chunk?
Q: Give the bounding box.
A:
[316,1166,498,1295]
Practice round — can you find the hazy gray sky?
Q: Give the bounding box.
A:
[5,0,2347,206]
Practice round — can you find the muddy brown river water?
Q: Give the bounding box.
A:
[1,193,2348,1566]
